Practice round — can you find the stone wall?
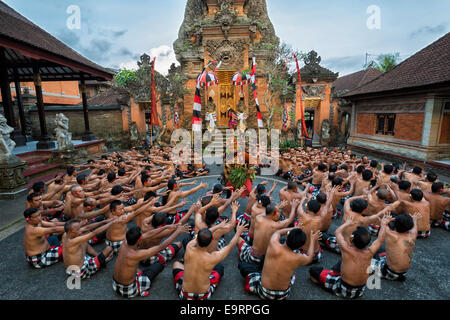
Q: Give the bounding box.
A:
[28,105,130,149]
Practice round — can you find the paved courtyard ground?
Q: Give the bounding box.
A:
[0,160,449,301]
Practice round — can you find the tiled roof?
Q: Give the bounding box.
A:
[333,68,382,94]
[344,32,450,97]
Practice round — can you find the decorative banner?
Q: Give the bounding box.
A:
[174,104,180,129]
[150,57,159,126]
[293,54,308,137]
[282,102,289,131]
[250,56,263,128]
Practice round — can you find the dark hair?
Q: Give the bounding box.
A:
[306,199,321,214]
[32,181,45,193]
[197,228,213,247]
[340,164,348,171]
[67,166,76,176]
[201,195,213,207]
[256,184,266,195]
[144,191,157,201]
[87,159,95,164]
[328,173,336,181]
[398,180,411,191]
[412,166,422,175]
[163,154,170,161]
[352,227,370,249]
[83,197,95,208]
[426,172,437,182]
[383,164,394,174]
[318,163,327,171]
[329,164,338,173]
[110,200,123,212]
[24,207,38,219]
[76,174,86,185]
[350,198,368,213]
[126,226,142,246]
[64,219,81,233]
[286,228,307,250]
[331,177,344,187]
[258,195,271,207]
[356,165,365,174]
[205,207,219,227]
[118,168,126,177]
[107,172,116,183]
[141,175,150,185]
[377,188,389,200]
[111,185,123,196]
[167,179,176,190]
[393,213,414,233]
[101,155,108,160]
[98,169,106,175]
[27,192,40,202]
[431,182,444,193]
[265,203,277,216]
[362,169,373,181]
[213,184,223,194]
[151,212,167,228]
[370,160,378,168]
[287,182,297,191]
[410,189,423,201]
[316,193,327,204]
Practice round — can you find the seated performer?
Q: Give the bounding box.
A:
[113,224,190,298]
[172,222,248,300]
[238,228,321,300]
[23,208,65,269]
[309,214,391,299]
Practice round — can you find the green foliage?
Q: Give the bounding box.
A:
[229,167,251,189]
[374,53,400,72]
[280,140,299,149]
[114,69,138,87]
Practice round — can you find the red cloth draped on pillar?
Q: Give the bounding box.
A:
[293,54,308,137]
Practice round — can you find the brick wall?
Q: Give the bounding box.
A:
[440,113,450,144]
[356,113,376,135]
[394,113,424,142]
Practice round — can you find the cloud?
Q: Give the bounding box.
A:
[118,45,179,75]
[410,23,447,38]
[322,55,366,76]
[56,29,81,48]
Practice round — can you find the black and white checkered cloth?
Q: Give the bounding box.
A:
[25,245,62,269]
[65,255,101,279]
[141,245,176,266]
[173,269,219,300]
[246,272,296,300]
[322,270,366,299]
[239,241,263,264]
[113,272,151,298]
[105,239,123,254]
[417,230,431,239]
[371,256,407,281]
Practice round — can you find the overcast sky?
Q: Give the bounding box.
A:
[3,0,450,76]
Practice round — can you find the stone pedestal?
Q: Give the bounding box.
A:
[0,156,28,199]
[49,149,83,165]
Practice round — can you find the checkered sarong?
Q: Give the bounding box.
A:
[105,239,123,254]
[25,245,62,269]
[166,210,188,225]
[113,272,151,298]
[238,241,263,264]
[65,255,101,279]
[246,272,296,300]
[371,256,407,281]
[298,247,323,264]
[432,211,450,231]
[368,224,380,236]
[173,269,221,300]
[320,233,341,254]
[319,269,366,299]
[310,184,322,197]
[141,245,176,266]
[417,230,431,239]
[217,237,226,251]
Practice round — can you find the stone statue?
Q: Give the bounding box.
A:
[0,114,16,159]
[130,122,140,142]
[206,96,217,132]
[321,119,330,140]
[235,97,247,132]
[54,113,73,151]
[296,120,303,141]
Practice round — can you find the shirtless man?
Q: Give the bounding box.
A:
[328,178,355,219]
[279,182,308,219]
[401,166,423,184]
[423,182,450,230]
[23,208,65,269]
[398,189,431,238]
[371,212,420,281]
[163,179,209,224]
[309,214,391,299]
[113,224,190,298]
[377,164,394,185]
[238,200,298,266]
[62,218,120,279]
[413,171,438,193]
[391,180,412,202]
[243,195,271,245]
[172,222,247,300]
[26,193,64,220]
[105,198,159,254]
[238,227,321,300]
[366,187,391,236]
[311,163,327,195]
[244,181,276,222]
[353,169,373,197]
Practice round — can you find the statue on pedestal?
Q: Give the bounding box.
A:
[235,96,247,132]
[55,113,73,151]
[0,114,16,159]
[205,96,217,132]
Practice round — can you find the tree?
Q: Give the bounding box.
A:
[374,53,400,72]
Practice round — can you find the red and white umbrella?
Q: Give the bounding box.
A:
[197,71,219,87]
[232,71,251,86]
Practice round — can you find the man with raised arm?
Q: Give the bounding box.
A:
[309,213,392,299]
[238,227,321,300]
[172,221,248,300]
[113,224,190,298]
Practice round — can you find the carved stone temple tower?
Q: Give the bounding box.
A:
[173,0,280,129]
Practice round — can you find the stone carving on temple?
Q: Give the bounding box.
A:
[0,114,15,160]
